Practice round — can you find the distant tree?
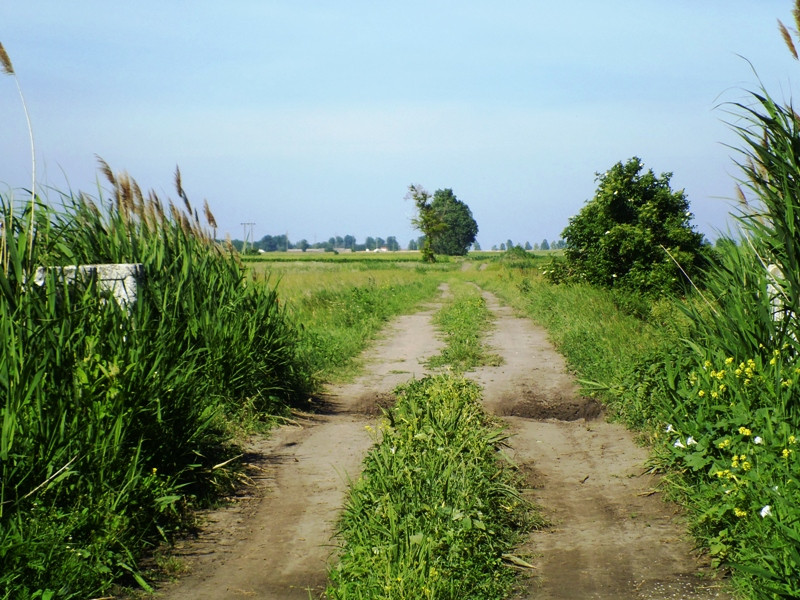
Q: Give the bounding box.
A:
[343,234,356,250]
[365,236,377,251]
[472,240,482,251]
[406,184,446,262]
[491,245,498,251]
[328,237,336,248]
[541,239,550,250]
[386,236,400,251]
[297,239,310,252]
[376,237,386,249]
[506,239,514,251]
[259,235,277,252]
[335,235,344,247]
[427,188,478,256]
[500,243,506,251]
[408,239,418,251]
[561,157,707,294]
[524,241,532,251]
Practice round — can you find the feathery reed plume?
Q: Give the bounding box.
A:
[203,199,218,229]
[779,19,798,59]
[0,42,14,75]
[735,183,748,207]
[179,211,192,236]
[0,40,36,264]
[168,200,181,225]
[174,165,193,214]
[82,192,101,218]
[117,171,134,224]
[794,0,800,34]
[150,192,165,224]
[97,156,117,187]
[174,165,183,198]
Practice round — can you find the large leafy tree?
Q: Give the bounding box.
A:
[561,157,707,294]
[429,188,479,256]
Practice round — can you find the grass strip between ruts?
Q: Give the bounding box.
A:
[327,374,539,599]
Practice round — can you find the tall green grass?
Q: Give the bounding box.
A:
[327,375,537,599]
[0,166,307,599]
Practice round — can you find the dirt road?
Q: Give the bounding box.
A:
[155,287,731,599]
[470,292,730,599]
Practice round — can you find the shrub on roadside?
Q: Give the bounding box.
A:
[555,157,709,297]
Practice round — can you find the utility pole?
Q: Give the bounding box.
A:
[241,222,255,254]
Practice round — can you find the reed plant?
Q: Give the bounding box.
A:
[646,8,800,596]
[0,164,307,598]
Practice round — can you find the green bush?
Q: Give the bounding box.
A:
[557,157,708,296]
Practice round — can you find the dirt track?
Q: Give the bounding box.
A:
[155,287,731,599]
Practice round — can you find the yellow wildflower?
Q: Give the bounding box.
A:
[789,435,797,445]
[725,357,734,365]
[741,461,751,471]
[698,390,706,397]
[734,508,747,518]
[739,427,752,436]
[718,439,731,449]
[782,448,792,459]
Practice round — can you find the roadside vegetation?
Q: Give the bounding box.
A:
[463,10,800,595]
[0,168,309,598]
[0,172,446,599]
[327,375,538,600]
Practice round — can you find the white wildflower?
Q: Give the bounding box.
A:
[686,436,698,446]
[674,439,686,449]
[760,505,772,518]
[665,424,675,433]
[754,436,763,445]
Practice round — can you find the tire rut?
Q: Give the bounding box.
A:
[154,301,445,599]
[470,290,731,599]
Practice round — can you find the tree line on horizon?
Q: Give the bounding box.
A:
[230,233,566,254]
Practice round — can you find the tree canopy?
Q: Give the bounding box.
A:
[560,157,707,295]
[429,188,479,256]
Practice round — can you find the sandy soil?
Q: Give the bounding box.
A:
[153,287,732,599]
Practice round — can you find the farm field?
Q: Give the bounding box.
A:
[151,256,733,599]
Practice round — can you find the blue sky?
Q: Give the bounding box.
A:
[1,2,797,248]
